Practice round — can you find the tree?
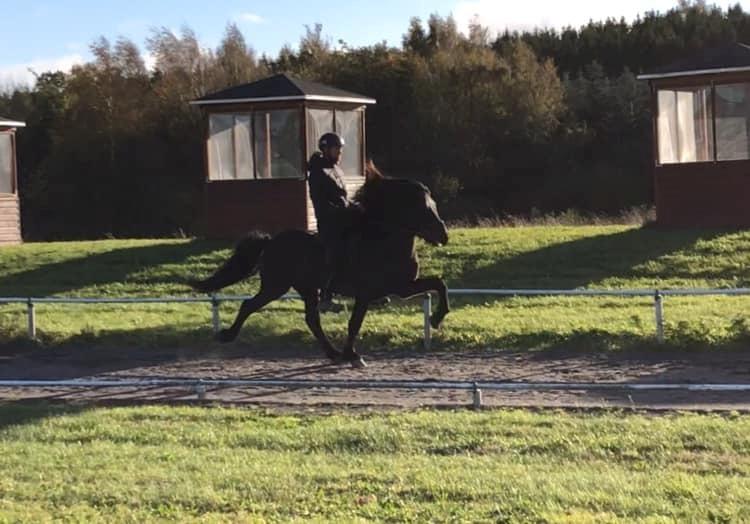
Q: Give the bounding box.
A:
[216,23,261,86]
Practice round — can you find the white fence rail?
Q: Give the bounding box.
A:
[2,378,750,407]
[2,288,750,348]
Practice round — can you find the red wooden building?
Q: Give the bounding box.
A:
[639,43,750,227]
[191,74,376,238]
[0,116,24,245]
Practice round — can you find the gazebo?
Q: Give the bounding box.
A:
[639,43,750,227]
[191,74,376,238]
[0,116,24,245]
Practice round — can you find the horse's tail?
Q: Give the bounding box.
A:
[189,232,271,293]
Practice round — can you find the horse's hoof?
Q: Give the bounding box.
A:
[216,329,236,344]
[430,313,447,330]
[350,357,367,369]
[326,350,344,363]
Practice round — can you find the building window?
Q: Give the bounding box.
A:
[657,87,713,164]
[657,82,750,165]
[0,133,14,194]
[305,107,364,177]
[255,109,303,179]
[209,114,242,180]
[335,109,363,177]
[716,83,750,161]
[208,110,302,180]
[234,115,254,179]
[306,109,334,157]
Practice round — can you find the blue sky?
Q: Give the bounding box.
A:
[1,0,693,86]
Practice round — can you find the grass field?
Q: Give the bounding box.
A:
[3,228,750,522]
[2,226,750,352]
[0,404,748,522]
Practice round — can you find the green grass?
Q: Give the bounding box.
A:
[0,404,748,522]
[2,226,750,351]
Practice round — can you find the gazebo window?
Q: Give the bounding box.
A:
[307,109,334,154]
[234,115,254,179]
[208,110,302,180]
[657,83,750,164]
[336,110,363,177]
[657,87,713,164]
[305,108,363,177]
[715,83,750,161]
[258,109,303,179]
[208,114,251,180]
[0,133,14,194]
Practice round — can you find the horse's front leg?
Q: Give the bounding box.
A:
[394,277,450,330]
[343,297,369,368]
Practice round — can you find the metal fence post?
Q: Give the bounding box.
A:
[211,295,221,334]
[654,290,665,343]
[423,293,432,350]
[472,383,483,409]
[194,382,207,401]
[27,299,36,339]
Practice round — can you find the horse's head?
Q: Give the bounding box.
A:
[358,162,449,246]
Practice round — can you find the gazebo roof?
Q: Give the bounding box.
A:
[0,116,25,127]
[191,73,376,106]
[638,43,750,80]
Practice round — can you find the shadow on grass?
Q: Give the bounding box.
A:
[0,239,229,297]
[0,402,88,432]
[0,226,740,299]
[454,227,735,289]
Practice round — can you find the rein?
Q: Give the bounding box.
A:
[362,218,422,239]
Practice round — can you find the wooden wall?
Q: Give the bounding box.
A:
[655,160,750,227]
[202,176,366,238]
[201,179,309,238]
[0,129,21,245]
[0,193,21,245]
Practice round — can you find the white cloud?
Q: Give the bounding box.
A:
[236,12,267,24]
[142,51,157,71]
[453,0,679,36]
[0,53,85,87]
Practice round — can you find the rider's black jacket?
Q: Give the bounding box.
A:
[307,152,358,237]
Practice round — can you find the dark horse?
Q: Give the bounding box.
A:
[190,169,450,368]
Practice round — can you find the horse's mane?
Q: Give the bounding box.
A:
[354,160,429,210]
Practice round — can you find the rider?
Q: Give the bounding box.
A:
[307,132,363,312]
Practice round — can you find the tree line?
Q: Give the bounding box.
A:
[0,1,744,238]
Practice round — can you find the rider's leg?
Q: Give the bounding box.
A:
[319,232,344,313]
[319,257,340,311]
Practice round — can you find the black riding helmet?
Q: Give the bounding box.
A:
[318,132,345,151]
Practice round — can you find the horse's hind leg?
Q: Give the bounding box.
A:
[299,289,343,362]
[218,285,287,343]
[342,298,369,368]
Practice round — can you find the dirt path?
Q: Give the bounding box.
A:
[2,344,750,410]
